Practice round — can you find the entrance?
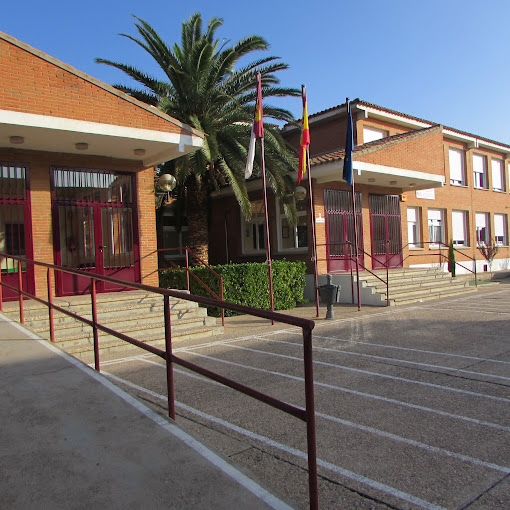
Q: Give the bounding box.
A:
[0,164,35,301]
[51,168,140,296]
[369,194,403,269]
[324,189,364,272]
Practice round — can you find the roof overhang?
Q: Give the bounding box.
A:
[312,160,445,191]
[0,109,203,166]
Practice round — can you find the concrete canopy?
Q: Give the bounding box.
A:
[0,31,203,166]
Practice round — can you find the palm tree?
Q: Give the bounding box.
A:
[96,13,299,263]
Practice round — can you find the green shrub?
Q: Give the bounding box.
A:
[159,260,307,317]
[448,239,456,277]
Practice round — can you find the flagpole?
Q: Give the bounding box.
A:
[305,146,320,317]
[346,98,361,310]
[260,137,275,322]
[252,71,274,323]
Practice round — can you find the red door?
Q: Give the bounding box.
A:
[51,168,140,296]
[324,189,364,272]
[369,194,403,269]
[0,164,35,301]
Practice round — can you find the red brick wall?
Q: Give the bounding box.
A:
[358,128,445,175]
[0,37,188,136]
[405,140,510,266]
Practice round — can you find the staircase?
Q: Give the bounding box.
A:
[2,290,223,359]
[357,267,477,306]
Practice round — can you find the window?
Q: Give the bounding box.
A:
[242,200,266,253]
[451,210,468,246]
[448,147,466,186]
[494,214,507,246]
[277,197,308,251]
[491,158,505,192]
[161,205,188,259]
[473,154,488,189]
[363,126,388,144]
[407,207,421,247]
[428,209,445,246]
[475,212,489,246]
[0,164,29,273]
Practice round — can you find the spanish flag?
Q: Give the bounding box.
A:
[298,85,310,184]
[245,73,264,179]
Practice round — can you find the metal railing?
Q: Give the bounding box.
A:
[0,252,319,509]
[157,246,225,326]
[318,240,477,308]
[387,241,478,287]
[317,242,390,307]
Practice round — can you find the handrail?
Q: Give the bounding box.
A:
[0,252,318,510]
[392,241,478,286]
[318,241,390,307]
[157,246,225,326]
[317,239,479,307]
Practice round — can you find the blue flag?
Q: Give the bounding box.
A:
[343,99,353,186]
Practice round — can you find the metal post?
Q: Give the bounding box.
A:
[350,263,354,304]
[351,184,361,311]
[185,248,190,292]
[47,269,55,343]
[0,263,3,312]
[300,84,319,319]
[164,295,176,420]
[386,265,390,306]
[303,325,319,510]
[306,147,320,318]
[260,138,275,324]
[220,276,225,327]
[18,260,24,324]
[91,279,100,372]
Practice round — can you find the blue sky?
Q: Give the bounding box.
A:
[3,0,510,143]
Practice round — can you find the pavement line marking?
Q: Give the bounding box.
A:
[420,306,510,316]
[135,358,510,474]
[309,334,510,366]
[1,315,294,510]
[104,371,448,510]
[223,344,510,404]
[263,338,510,382]
[178,350,510,433]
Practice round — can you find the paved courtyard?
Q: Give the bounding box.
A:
[92,284,510,509]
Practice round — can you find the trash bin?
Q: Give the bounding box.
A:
[318,274,340,319]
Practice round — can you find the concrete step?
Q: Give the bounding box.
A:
[5,290,223,358]
[353,267,477,306]
[360,274,454,288]
[370,277,468,293]
[389,286,478,306]
[65,324,224,359]
[12,305,208,333]
[383,281,470,300]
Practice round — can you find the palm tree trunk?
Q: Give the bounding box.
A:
[186,175,209,264]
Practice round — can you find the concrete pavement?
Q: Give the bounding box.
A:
[0,312,295,509]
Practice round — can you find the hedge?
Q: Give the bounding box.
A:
[159,260,307,316]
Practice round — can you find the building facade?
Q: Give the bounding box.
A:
[0,32,203,301]
[209,99,510,280]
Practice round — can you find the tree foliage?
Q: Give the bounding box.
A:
[96,13,299,220]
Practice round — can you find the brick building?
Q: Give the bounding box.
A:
[209,99,510,292]
[0,31,203,301]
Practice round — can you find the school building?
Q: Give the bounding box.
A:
[209,99,510,295]
[0,31,203,301]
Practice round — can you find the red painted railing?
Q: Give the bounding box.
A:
[0,252,319,509]
[157,246,225,326]
[318,240,478,308]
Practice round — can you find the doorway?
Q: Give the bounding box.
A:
[369,194,403,269]
[51,168,140,296]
